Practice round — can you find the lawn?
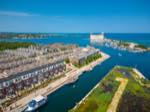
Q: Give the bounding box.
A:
[69,66,150,112]
[0,42,35,51]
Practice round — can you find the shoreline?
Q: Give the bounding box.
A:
[70,65,113,111]
[71,78,100,111]
[132,68,146,79]
[6,52,110,112]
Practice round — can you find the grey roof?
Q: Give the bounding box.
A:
[0,60,64,83]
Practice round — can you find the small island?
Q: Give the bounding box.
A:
[70,66,150,112]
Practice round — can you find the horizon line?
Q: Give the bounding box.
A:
[0,32,150,34]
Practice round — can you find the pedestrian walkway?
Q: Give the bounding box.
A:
[107,78,128,112]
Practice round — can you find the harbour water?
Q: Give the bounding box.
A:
[0,33,150,112]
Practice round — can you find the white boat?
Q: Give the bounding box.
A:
[24,95,47,112]
[118,53,122,57]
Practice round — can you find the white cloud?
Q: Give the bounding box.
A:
[0,10,38,17]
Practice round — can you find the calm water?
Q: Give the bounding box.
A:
[0,33,150,112]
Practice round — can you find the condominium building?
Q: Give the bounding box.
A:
[0,60,66,99]
[70,46,100,65]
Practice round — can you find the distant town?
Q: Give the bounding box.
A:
[0,32,63,39]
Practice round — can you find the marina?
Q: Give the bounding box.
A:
[90,33,150,53]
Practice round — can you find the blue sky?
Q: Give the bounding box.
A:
[0,0,150,33]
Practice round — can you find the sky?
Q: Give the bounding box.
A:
[0,0,150,33]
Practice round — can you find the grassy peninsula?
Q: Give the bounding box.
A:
[70,66,150,112]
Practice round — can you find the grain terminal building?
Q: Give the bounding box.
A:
[90,32,105,42]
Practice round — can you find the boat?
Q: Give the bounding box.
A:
[24,95,47,112]
[67,76,78,85]
[118,53,122,57]
[73,85,76,88]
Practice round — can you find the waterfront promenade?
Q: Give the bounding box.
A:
[5,52,110,112]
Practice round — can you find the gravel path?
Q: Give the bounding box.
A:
[107,78,128,112]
